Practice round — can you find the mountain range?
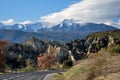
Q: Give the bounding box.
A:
[0,19,119,43]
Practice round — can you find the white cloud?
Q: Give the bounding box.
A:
[1,19,15,25]
[40,0,120,27]
[104,20,120,29]
[20,21,32,24]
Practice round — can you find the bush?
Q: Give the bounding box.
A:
[109,45,120,54]
[37,54,55,70]
[62,60,73,69]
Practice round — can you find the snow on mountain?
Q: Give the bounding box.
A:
[37,19,118,33]
[0,22,45,32]
[0,19,119,43]
[26,22,45,32]
[0,19,119,33]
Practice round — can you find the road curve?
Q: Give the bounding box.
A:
[0,70,63,80]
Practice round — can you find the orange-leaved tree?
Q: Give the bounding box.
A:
[37,45,61,70]
[0,40,8,72]
[37,54,55,70]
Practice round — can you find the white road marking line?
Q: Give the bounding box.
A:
[2,74,25,80]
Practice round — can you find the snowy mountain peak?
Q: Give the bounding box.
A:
[0,19,118,33]
[60,19,88,27]
[18,24,24,29]
[62,19,75,26]
[76,22,87,26]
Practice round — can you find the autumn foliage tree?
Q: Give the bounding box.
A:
[37,54,55,70]
[37,45,61,70]
[0,40,8,72]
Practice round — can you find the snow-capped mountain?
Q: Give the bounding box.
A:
[37,19,118,33]
[0,19,119,43]
[26,22,45,32]
[0,19,118,34]
[0,22,45,32]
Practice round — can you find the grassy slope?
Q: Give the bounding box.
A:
[52,50,120,80]
[52,30,120,80]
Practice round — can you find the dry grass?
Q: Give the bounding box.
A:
[52,50,120,80]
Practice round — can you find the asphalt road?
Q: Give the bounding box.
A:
[0,70,63,80]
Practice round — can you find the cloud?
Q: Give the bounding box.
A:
[20,21,32,24]
[1,19,15,25]
[0,19,33,25]
[104,20,120,29]
[40,0,120,27]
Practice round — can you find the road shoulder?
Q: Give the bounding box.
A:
[42,73,57,80]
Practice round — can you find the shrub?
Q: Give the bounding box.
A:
[62,60,73,69]
[109,45,120,54]
[37,54,55,70]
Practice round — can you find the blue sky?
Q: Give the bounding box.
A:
[0,0,80,22]
[0,0,120,28]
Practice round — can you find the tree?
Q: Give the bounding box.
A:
[37,45,60,70]
[37,54,55,70]
[0,40,8,72]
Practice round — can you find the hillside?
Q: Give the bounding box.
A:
[52,30,120,80]
[1,30,120,74]
[52,50,120,80]
[0,29,87,43]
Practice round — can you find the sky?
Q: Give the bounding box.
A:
[0,0,120,28]
[0,0,79,22]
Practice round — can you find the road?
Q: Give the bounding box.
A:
[0,70,63,80]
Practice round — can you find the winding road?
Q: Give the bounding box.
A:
[0,70,63,80]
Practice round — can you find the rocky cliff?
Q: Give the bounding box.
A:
[66,30,120,62]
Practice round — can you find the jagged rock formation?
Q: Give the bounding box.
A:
[66,30,120,62]
[24,37,48,53]
[3,30,120,70]
[37,44,61,69]
[30,30,120,69]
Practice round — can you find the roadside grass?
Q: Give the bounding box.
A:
[108,45,120,55]
[52,73,64,80]
[17,68,36,72]
[52,49,120,80]
[5,67,36,73]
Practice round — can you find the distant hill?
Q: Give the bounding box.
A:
[0,29,86,43]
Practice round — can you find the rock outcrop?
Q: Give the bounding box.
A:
[24,37,48,53]
[66,30,120,62]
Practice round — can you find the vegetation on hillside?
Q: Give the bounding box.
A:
[52,30,120,80]
[52,49,120,80]
[0,30,120,73]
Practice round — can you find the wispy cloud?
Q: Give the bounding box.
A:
[40,0,120,27]
[104,20,120,28]
[1,19,15,25]
[0,19,33,25]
